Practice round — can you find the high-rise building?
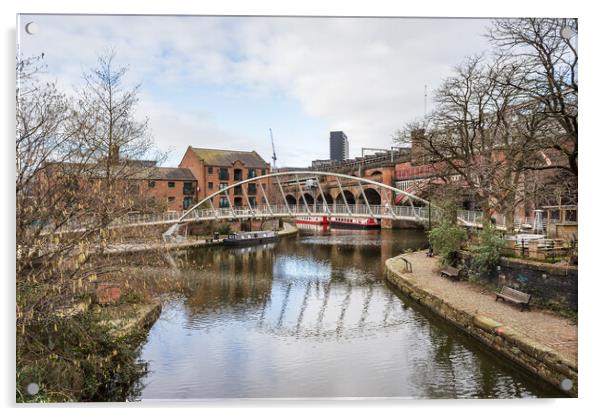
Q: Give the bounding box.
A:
[329,131,349,161]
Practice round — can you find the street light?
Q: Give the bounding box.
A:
[427,200,433,257]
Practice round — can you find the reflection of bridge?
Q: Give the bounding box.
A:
[171,236,412,340]
[256,278,407,339]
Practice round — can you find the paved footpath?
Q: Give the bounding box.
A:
[392,251,577,364]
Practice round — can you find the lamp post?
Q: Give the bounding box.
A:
[427,200,433,257]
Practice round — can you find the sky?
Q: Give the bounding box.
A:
[17,14,492,168]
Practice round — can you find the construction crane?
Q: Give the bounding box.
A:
[269,128,277,170]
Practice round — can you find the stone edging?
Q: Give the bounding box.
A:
[384,255,578,397]
[278,223,299,237]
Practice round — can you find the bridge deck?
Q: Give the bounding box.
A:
[45,204,545,235]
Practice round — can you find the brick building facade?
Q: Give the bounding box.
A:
[133,167,197,212]
[179,147,271,209]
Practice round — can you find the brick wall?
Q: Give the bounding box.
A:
[460,253,577,311]
[180,149,270,208]
[142,178,197,212]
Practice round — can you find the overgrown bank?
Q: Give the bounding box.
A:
[17,293,161,402]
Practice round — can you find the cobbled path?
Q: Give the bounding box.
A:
[391,251,577,364]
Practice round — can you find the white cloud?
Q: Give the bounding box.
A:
[18,15,492,166]
[136,94,259,166]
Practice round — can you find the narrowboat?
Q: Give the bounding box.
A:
[329,216,380,229]
[223,230,278,246]
[294,215,330,226]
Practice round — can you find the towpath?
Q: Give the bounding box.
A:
[389,251,577,364]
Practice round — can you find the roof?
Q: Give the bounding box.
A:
[135,167,196,181]
[190,147,269,168]
[43,162,196,181]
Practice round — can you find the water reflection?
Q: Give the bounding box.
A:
[179,244,275,313]
[139,229,561,399]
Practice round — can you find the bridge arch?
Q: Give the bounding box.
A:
[335,190,355,205]
[363,188,381,205]
[285,194,297,207]
[300,193,315,206]
[317,193,334,205]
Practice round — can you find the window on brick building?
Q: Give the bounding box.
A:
[168,196,175,203]
[168,181,175,188]
[183,182,194,195]
[208,182,213,190]
[219,168,229,180]
[234,169,243,181]
[148,180,155,188]
[248,169,256,179]
[207,166,213,174]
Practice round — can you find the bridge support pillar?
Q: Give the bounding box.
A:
[381,218,393,229]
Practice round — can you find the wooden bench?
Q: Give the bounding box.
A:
[495,286,531,311]
[441,266,460,280]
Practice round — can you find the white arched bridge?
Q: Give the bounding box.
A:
[162,171,481,241]
[46,171,531,236]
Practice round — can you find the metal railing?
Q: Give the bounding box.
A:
[398,256,413,273]
[44,204,555,235]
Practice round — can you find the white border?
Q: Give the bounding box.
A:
[2,1,599,415]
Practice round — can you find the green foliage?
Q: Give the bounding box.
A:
[199,200,212,210]
[120,289,145,304]
[428,222,467,266]
[215,223,232,235]
[471,226,506,273]
[16,312,147,402]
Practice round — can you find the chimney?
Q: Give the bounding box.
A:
[410,129,426,165]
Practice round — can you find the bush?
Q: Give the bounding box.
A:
[215,223,232,235]
[428,222,467,266]
[120,289,146,304]
[471,226,506,273]
[17,313,147,402]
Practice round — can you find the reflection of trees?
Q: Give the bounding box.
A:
[403,297,537,398]
[292,229,427,277]
[179,244,276,315]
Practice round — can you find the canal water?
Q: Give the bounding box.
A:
[138,228,562,399]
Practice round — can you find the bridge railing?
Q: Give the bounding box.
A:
[48,203,549,233]
[174,204,433,221]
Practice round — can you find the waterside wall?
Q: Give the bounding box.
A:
[384,255,577,397]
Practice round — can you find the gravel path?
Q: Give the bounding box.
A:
[393,251,577,364]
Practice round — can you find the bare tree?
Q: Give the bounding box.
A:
[488,18,578,176]
[16,52,167,401]
[395,55,544,228]
[71,50,163,231]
